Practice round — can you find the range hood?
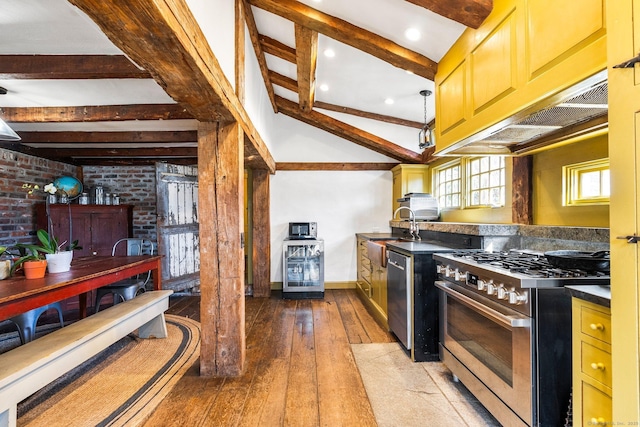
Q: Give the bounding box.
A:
[436,70,608,156]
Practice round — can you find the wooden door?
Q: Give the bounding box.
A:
[607,0,640,422]
[155,163,200,292]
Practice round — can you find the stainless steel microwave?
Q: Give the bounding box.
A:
[288,222,317,239]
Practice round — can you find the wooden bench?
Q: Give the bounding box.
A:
[0,290,173,427]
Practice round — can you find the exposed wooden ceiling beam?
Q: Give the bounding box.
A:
[313,101,424,129]
[269,71,298,93]
[242,0,278,113]
[259,34,296,63]
[247,0,438,80]
[69,0,275,173]
[32,146,197,158]
[404,0,493,29]
[0,104,192,123]
[0,55,150,79]
[277,162,398,171]
[276,96,421,163]
[17,131,197,143]
[294,24,317,112]
[71,157,197,166]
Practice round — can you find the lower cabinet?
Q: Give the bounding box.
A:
[572,297,612,426]
[355,236,388,330]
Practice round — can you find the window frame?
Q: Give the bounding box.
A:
[563,158,610,206]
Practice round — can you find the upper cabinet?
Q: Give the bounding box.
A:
[435,0,607,156]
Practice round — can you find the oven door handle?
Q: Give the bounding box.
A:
[435,281,530,328]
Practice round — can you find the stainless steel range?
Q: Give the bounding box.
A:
[434,250,609,427]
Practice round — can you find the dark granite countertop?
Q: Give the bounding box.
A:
[355,233,397,241]
[566,285,611,308]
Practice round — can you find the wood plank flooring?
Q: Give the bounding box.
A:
[144,289,395,426]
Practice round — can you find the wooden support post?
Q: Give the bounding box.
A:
[252,169,271,297]
[512,156,533,225]
[198,121,246,377]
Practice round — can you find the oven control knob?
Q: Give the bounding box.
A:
[454,270,466,282]
[486,282,497,295]
[446,267,457,278]
[497,286,508,300]
[477,279,490,291]
[436,265,445,274]
[508,291,528,305]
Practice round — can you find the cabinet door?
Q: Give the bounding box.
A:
[91,210,129,256]
[608,0,640,421]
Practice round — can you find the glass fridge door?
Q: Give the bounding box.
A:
[283,240,324,293]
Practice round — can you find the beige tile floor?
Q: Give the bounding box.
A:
[352,342,501,427]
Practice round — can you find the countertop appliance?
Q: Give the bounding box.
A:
[434,250,609,427]
[386,238,478,362]
[282,238,324,299]
[396,193,439,221]
[288,222,317,239]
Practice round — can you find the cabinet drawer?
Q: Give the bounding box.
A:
[581,381,612,427]
[581,341,611,388]
[580,305,611,343]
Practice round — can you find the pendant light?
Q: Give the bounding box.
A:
[418,89,433,149]
[0,86,20,141]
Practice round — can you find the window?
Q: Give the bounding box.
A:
[433,160,462,209]
[467,156,505,207]
[563,158,610,205]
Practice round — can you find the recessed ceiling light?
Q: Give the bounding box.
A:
[384,98,394,105]
[405,28,421,41]
[406,70,414,75]
[319,83,329,92]
[324,48,335,58]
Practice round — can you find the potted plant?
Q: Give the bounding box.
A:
[10,229,82,277]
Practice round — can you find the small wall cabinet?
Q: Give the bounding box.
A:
[391,164,429,215]
[572,297,612,426]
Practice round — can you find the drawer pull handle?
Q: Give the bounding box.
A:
[590,323,605,331]
[590,362,606,371]
[590,417,607,425]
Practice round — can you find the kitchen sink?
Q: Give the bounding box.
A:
[366,240,402,267]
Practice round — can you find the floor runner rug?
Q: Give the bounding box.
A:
[351,342,499,427]
[16,314,201,427]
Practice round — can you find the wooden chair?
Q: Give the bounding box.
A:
[94,238,153,312]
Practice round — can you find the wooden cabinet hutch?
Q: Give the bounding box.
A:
[35,203,133,312]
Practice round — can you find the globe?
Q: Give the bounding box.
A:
[53,176,83,199]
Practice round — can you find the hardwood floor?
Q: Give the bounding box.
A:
[144,289,395,426]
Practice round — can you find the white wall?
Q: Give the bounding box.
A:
[186,0,236,90]
[268,114,396,283]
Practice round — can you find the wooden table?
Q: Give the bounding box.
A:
[0,255,162,321]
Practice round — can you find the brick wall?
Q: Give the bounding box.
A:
[0,148,158,248]
[82,166,157,242]
[0,148,78,246]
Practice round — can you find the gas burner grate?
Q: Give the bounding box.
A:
[450,250,609,278]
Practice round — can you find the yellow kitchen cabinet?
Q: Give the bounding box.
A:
[572,298,612,426]
[435,0,606,154]
[356,236,372,297]
[607,0,640,421]
[355,236,389,330]
[371,264,387,316]
[391,164,429,215]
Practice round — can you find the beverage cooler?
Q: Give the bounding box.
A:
[282,239,324,299]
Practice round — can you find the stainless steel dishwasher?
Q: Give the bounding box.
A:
[387,250,412,350]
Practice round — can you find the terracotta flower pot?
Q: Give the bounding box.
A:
[23,260,47,279]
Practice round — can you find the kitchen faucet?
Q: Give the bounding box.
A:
[393,207,421,240]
